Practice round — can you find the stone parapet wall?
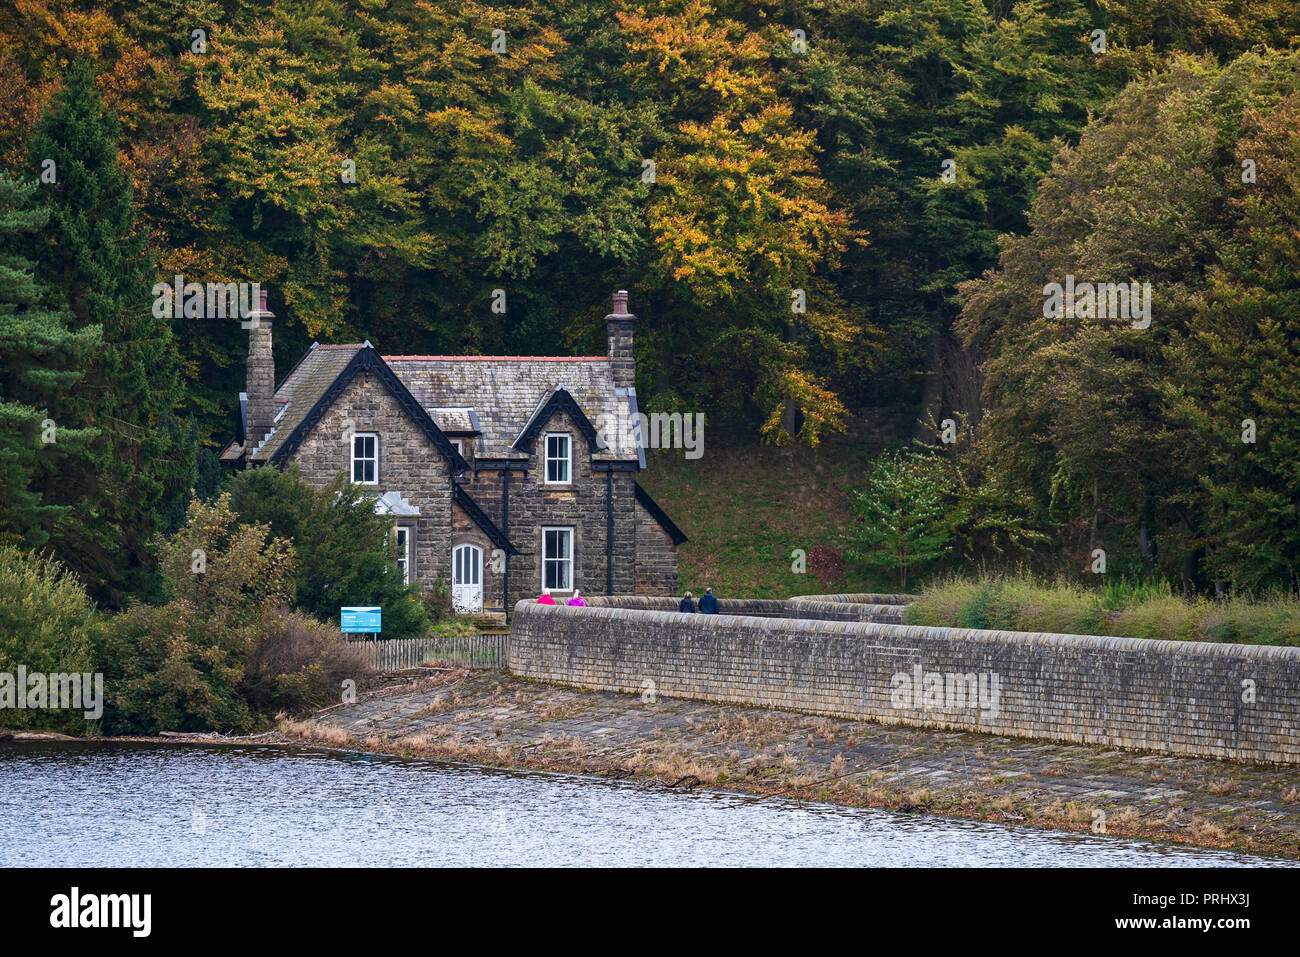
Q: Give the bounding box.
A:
[509,602,1300,764]
[587,596,788,617]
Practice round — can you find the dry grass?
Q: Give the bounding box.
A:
[1206,777,1239,795]
[413,696,451,718]
[1187,819,1228,843]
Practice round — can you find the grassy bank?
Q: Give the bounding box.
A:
[906,575,1300,646]
[638,444,899,598]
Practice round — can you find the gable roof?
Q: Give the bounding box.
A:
[511,387,603,453]
[245,344,360,458]
[635,482,688,545]
[253,345,470,473]
[452,486,518,555]
[234,346,643,468]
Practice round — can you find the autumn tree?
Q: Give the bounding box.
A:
[960,50,1300,591]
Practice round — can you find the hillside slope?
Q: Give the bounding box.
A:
[638,445,896,598]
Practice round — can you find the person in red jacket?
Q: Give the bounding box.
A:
[537,587,555,605]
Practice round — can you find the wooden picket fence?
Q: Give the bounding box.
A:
[347,633,509,672]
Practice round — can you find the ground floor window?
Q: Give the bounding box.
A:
[394,525,411,585]
[542,526,573,591]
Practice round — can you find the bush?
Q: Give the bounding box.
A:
[0,546,97,733]
[905,574,1300,646]
[241,608,373,714]
[94,602,254,735]
[93,494,296,734]
[225,466,429,638]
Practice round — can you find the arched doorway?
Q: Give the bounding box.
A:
[452,543,483,613]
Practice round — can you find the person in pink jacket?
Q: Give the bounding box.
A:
[537,587,555,605]
[566,589,587,607]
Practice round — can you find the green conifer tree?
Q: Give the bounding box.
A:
[28,59,195,605]
[0,173,99,547]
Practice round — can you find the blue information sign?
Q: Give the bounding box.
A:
[341,606,382,633]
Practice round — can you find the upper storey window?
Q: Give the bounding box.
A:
[544,433,571,484]
[352,433,378,484]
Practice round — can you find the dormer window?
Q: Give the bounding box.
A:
[544,433,571,484]
[352,433,378,484]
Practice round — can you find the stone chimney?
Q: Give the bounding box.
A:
[245,288,275,448]
[606,289,635,390]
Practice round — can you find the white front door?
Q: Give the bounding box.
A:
[452,544,483,613]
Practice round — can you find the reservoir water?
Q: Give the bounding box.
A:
[0,741,1290,867]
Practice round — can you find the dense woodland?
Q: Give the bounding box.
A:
[3,0,1300,621]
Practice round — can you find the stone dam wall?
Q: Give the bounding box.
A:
[508,601,1300,764]
[587,596,788,618]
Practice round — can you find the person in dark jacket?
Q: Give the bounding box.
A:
[679,591,696,613]
[698,587,719,614]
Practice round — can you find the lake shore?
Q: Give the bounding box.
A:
[9,666,1296,860]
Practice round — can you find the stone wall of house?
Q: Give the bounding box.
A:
[284,378,678,612]
[290,371,454,591]
[633,501,678,596]
[484,408,640,606]
[509,603,1300,764]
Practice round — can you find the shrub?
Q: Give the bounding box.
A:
[93,494,296,734]
[241,608,373,714]
[94,602,254,735]
[0,546,97,733]
[807,545,845,587]
[906,574,1300,646]
[225,466,429,638]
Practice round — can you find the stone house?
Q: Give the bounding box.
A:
[221,290,685,623]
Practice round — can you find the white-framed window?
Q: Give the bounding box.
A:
[394,525,411,585]
[544,433,571,484]
[450,439,463,454]
[351,433,378,484]
[542,526,573,591]
[453,543,480,587]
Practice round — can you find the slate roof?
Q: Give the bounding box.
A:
[238,345,640,465]
[247,344,362,461]
[384,355,639,460]
[428,407,481,434]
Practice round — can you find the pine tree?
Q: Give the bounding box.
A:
[0,173,100,547]
[847,452,956,590]
[28,59,195,605]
